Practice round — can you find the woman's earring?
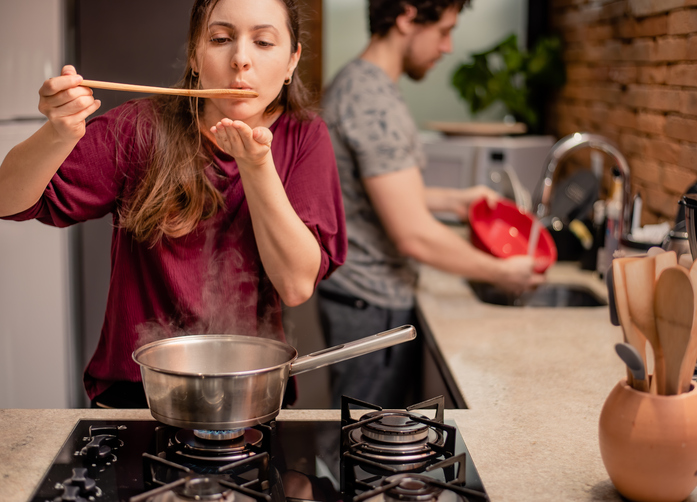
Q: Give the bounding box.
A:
[192,69,199,78]
[284,76,292,85]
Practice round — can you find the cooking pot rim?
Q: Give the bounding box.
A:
[131,333,297,377]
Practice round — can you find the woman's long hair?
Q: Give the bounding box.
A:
[119,0,312,244]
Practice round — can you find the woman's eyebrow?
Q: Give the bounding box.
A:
[208,21,279,33]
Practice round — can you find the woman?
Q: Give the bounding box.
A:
[0,0,346,408]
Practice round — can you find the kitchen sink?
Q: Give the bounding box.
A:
[468,281,607,307]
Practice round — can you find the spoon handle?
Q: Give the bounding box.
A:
[80,79,258,99]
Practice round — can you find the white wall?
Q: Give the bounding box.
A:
[0,123,76,409]
[0,0,76,409]
[323,0,527,128]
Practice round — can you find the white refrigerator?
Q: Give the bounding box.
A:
[0,0,79,408]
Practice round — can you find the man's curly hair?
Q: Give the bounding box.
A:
[369,0,471,37]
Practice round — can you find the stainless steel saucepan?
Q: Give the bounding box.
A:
[132,324,416,430]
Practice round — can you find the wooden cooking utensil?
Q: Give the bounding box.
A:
[612,257,649,391]
[654,250,678,278]
[80,79,258,99]
[623,255,663,393]
[654,266,695,395]
[682,261,697,393]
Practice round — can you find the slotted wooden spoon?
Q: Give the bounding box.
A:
[80,79,258,99]
[654,266,694,395]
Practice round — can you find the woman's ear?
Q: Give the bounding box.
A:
[395,5,418,35]
[286,43,302,81]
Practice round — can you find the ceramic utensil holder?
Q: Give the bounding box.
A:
[599,379,697,502]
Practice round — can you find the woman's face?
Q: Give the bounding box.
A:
[192,0,300,129]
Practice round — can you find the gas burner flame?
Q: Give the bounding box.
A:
[193,429,245,441]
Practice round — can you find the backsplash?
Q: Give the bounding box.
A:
[548,0,697,225]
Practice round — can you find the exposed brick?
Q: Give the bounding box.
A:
[560,83,622,103]
[643,185,681,219]
[668,9,697,34]
[637,64,668,84]
[619,132,648,157]
[666,63,697,85]
[645,136,682,164]
[608,64,638,83]
[586,23,616,41]
[597,1,629,22]
[635,111,666,134]
[666,115,697,143]
[663,162,697,194]
[607,106,638,128]
[686,33,697,59]
[623,84,682,112]
[566,64,612,82]
[678,141,697,169]
[641,209,661,225]
[654,36,689,61]
[625,38,654,61]
[618,14,669,38]
[629,0,686,17]
[628,155,662,184]
[595,39,623,61]
[679,89,697,115]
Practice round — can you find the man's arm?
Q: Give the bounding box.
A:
[363,166,544,293]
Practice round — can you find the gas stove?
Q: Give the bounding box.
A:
[29,396,488,502]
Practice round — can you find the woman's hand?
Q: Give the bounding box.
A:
[211,118,273,167]
[39,65,101,143]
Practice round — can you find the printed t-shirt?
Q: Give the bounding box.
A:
[320,59,426,309]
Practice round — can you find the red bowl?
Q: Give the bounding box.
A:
[468,197,557,273]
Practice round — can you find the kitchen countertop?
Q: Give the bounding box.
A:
[415,261,697,501]
[2,262,696,501]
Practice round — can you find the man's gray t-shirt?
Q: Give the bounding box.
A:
[320,59,426,309]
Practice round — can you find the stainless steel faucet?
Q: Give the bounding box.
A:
[533,132,632,241]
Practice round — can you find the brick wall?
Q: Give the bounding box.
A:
[548,0,697,224]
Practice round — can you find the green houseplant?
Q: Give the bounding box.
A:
[451,33,566,133]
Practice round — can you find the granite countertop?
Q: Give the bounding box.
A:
[3,262,696,501]
[415,261,697,501]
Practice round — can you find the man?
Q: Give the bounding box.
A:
[319,0,545,408]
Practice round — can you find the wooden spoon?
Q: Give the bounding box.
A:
[654,250,678,279]
[623,256,663,393]
[681,260,697,392]
[612,256,649,391]
[654,266,694,395]
[80,79,258,99]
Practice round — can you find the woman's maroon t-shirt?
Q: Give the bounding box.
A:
[3,100,347,400]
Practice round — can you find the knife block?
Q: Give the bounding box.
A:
[599,378,697,502]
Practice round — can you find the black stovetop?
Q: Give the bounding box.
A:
[29,399,487,502]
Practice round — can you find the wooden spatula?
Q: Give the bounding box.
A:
[612,257,649,391]
[654,266,694,395]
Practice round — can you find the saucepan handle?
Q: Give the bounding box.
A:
[289,325,417,377]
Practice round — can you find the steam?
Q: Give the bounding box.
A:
[134,218,285,349]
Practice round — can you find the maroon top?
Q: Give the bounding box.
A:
[3,100,346,399]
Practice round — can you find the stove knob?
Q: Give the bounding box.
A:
[80,434,117,460]
[64,467,97,494]
[53,485,88,502]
